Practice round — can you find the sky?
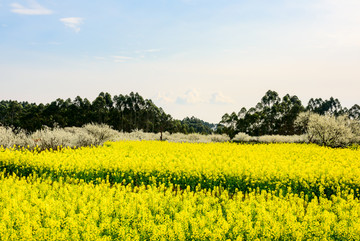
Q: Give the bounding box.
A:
[0,0,359,123]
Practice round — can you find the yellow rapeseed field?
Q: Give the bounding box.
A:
[0,141,360,240]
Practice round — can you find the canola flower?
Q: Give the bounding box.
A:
[0,174,360,241]
[0,142,360,199]
[1,142,360,240]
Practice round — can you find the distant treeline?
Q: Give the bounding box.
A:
[0,92,214,134]
[1,90,359,137]
[217,90,360,138]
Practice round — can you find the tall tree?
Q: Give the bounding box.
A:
[349,104,360,120]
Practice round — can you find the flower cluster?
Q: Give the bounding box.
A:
[0,142,359,240]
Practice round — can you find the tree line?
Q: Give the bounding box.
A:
[0,92,213,135]
[217,90,360,138]
[1,90,359,138]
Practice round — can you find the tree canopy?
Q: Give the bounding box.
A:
[0,92,211,134]
[1,90,359,138]
[217,90,360,138]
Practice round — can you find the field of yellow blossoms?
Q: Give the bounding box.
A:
[1,141,360,240]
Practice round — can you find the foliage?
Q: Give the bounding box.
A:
[82,123,119,145]
[0,124,229,150]
[219,90,305,137]
[295,112,360,147]
[0,92,213,135]
[2,90,360,147]
[306,97,345,116]
[180,116,215,134]
[0,126,29,148]
[218,90,360,139]
[233,132,308,143]
[232,132,252,142]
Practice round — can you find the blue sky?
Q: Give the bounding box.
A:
[1,0,359,123]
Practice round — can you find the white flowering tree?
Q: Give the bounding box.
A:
[295,112,360,147]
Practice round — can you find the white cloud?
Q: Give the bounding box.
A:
[158,90,232,105]
[210,92,233,105]
[112,56,133,63]
[156,92,175,103]
[1,24,7,27]
[176,89,205,105]
[10,0,52,15]
[60,17,83,33]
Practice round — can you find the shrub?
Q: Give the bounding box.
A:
[257,134,307,143]
[233,132,252,142]
[209,134,230,143]
[233,132,307,144]
[31,127,76,150]
[0,124,230,150]
[82,123,119,145]
[0,126,30,148]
